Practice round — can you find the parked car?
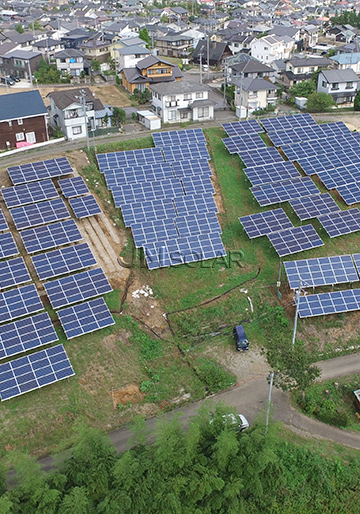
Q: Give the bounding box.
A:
[0,77,15,86]
[233,325,249,351]
[9,75,20,83]
[210,413,250,432]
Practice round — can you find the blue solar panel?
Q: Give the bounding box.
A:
[317,165,360,190]
[251,177,320,207]
[0,210,8,232]
[284,255,359,289]
[267,225,324,257]
[11,198,70,230]
[267,124,326,147]
[58,176,90,198]
[44,268,112,309]
[131,218,178,247]
[296,150,360,176]
[261,113,318,132]
[152,128,206,147]
[69,195,101,219]
[176,212,221,238]
[171,159,212,178]
[282,134,360,161]
[20,219,83,254]
[32,243,97,280]
[289,194,340,221]
[8,157,73,185]
[112,178,184,208]
[0,344,74,400]
[57,297,115,339]
[0,232,18,259]
[243,161,300,186]
[0,258,31,290]
[0,312,58,360]
[162,144,210,163]
[97,148,163,172]
[337,183,360,206]
[182,175,215,196]
[239,209,293,239]
[2,180,59,209]
[237,146,283,168]
[0,284,43,324]
[174,193,218,217]
[121,198,177,227]
[317,209,360,238]
[222,119,263,137]
[104,163,174,189]
[223,134,266,154]
[298,289,360,318]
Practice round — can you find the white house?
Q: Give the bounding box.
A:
[250,34,295,64]
[54,49,88,78]
[317,68,359,105]
[116,45,151,70]
[330,52,360,75]
[149,81,215,124]
[234,77,279,115]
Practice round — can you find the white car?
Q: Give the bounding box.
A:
[210,413,249,432]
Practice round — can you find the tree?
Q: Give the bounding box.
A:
[106,57,116,71]
[354,90,360,111]
[139,27,151,47]
[91,59,101,72]
[59,487,93,514]
[288,80,315,102]
[29,20,43,31]
[306,91,335,112]
[34,57,62,84]
[15,24,24,34]
[112,107,126,126]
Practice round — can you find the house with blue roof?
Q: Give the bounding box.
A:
[330,52,360,75]
[0,90,48,150]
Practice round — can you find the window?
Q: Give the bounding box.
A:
[264,46,268,50]
[331,82,339,90]
[72,126,82,135]
[8,121,12,127]
[198,106,209,118]
[168,110,176,121]
[17,119,23,125]
[16,132,24,141]
[297,67,303,73]
[196,92,203,99]
[322,81,327,88]
[180,111,188,119]
[310,67,315,72]
[25,131,36,143]
[346,81,353,89]
[170,95,176,102]
[184,93,191,100]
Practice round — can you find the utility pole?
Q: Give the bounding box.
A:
[223,59,227,103]
[207,34,210,80]
[76,89,90,151]
[291,282,305,347]
[265,371,274,435]
[27,61,33,89]
[238,72,243,119]
[199,52,203,84]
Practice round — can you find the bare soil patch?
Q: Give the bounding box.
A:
[111,384,145,407]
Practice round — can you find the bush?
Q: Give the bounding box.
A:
[354,90,360,111]
[195,358,235,392]
[306,92,335,112]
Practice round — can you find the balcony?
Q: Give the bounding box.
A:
[165,100,179,107]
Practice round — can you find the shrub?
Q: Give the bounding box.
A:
[195,358,235,392]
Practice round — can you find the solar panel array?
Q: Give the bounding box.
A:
[222,134,266,154]
[337,183,360,206]
[284,255,359,289]
[222,119,263,137]
[317,165,360,190]
[20,219,83,254]
[237,146,283,168]
[8,157,73,185]
[282,134,360,161]
[2,180,59,209]
[317,209,360,238]
[267,122,352,147]
[172,159,212,178]
[58,176,90,198]
[0,284,43,324]
[32,243,96,280]
[251,177,320,207]
[153,128,206,147]
[162,144,210,163]
[298,289,360,318]
[0,209,8,232]
[112,178,185,208]
[289,194,340,221]
[0,258,31,290]
[69,195,102,219]
[0,232,18,259]
[296,150,360,176]
[261,113,317,132]
[11,198,70,230]
[243,161,300,187]
[97,147,163,172]
[239,209,293,239]
[0,312,58,360]
[0,344,74,400]
[267,225,324,257]
[104,162,174,189]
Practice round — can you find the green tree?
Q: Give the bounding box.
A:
[59,487,93,514]
[112,107,126,126]
[106,57,116,71]
[306,91,335,112]
[91,59,101,72]
[139,27,151,47]
[15,24,24,34]
[34,57,62,84]
[28,20,43,31]
[354,90,360,111]
[288,80,315,101]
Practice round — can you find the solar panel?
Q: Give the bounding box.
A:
[267,124,326,147]
[144,232,226,269]
[289,194,340,221]
[152,128,206,147]
[320,121,352,138]
[0,312,58,360]
[44,268,112,309]
[0,232,18,259]
[57,297,115,339]
[251,177,320,207]
[243,161,300,186]
[317,208,360,238]
[0,344,74,400]
[0,284,43,324]
[32,243,96,280]
[298,289,360,318]
[11,198,70,230]
[237,146,283,168]
[267,225,324,257]
[239,209,293,239]
[0,258,31,290]
[20,219,83,254]
[171,159,212,178]
[8,157,73,185]
[282,134,360,161]
[337,183,360,206]
[222,134,266,154]
[0,210,8,232]
[222,119,263,137]
[284,255,359,289]
[104,163,174,189]
[174,193,218,217]
[317,165,360,190]
[97,147,163,173]
[162,144,210,163]
[261,113,317,132]
[112,178,184,208]
[176,212,221,238]
[296,150,360,176]
[182,175,215,196]
[58,176,90,198]
[121,198,177,227]
[2,180,59,209]
[131,218,178,247]
[69,195,101,219]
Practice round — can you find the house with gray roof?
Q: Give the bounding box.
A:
[317,68,359,105]
[116,44,151,70]
[0,49,42,79]
[234,76,279,115]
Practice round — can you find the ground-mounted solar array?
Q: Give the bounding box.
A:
[282,134,360,161]
[0,258,31,290]
[267,225,324,257]
[58,176,90,198]
[261,113,317,132]
[0,232,18,259]
[112,178,185,208]
[11,198,70,230]
[7,157,73,185]
[69,195,102,219]
[32,243,96,280]
[298,289,360,318]
[97,147,164,172]
[337,183,360,206]
[267,121,352,147]
[317,208,360,238]
[243,161,300,186]
[237,146,283,168]
[162,144,210,163]
[104,162,174,189]
[0,284,43,324]
[20,219,83,254]
[153,128,206,147]
[317,165,360,190]
[289,194,340,221]
[251,177,319,207]
[0,209,8,232]
[239,209,293,239]
[0,344,74,400]
[222,134,266,154]
[2,179,59,209]
[222,119,263,137]
[171,159,212,178]
[284,255,359,289]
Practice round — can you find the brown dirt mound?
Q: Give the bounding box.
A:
[111,384,145,408]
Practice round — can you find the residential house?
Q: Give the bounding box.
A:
[0,50,42,79]
[156,32,193,58]
[54,48,89,78]
[225,34,254,55]
[116,45,151,71]
[0,90,48,150]
[79,36,111,64]
[121,55,182,93]
[227,54,275,84]
[250,34,295,63]
[268,25,301,41]
[61,28,91,49]
[192,40,231,67]
[301,25,319,50]
[330,52,360,75]
[47,87,106,140]
[234,76,279,115]
[168,6,189,22]
[327,25,357,43]
[150,80,214,123]
[317,68,359,105]
[32,38,64,60]
[280,56,332,88]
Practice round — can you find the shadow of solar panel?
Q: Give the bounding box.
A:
[243,161,300,186]
[11,198,70,230]
[7,157,73,185]
[289,193,340,220]
[0,344,74,400]
[174,193,218,216]
[121,198,177,227]
[44,268,112,309]
[239,209,293,239]
[284,255,359,289]
[131,218,178,247]
[238,146,283,167]
[182,175,214,196]
[32,243,97,280]
[0,284,43,324]
[20,219,83,254]
[97,148,163,172]
[176,212,221,238]
[298,289,360,318]
[251,177,320,207]
[161,144,210,162]
[58,176,90,198]
[104,162,174,189]
[0,258,31,290]
[0,312,58,360]
[57,297,114,339]
[0,210,8,232]
[337,183,360,206]
[222,119,263,137]
[268,225,324,257]
[0,232,18,259]
[171,159,212,178]
[112,178,184,208]
[317,208,360,238]
[152,128,206,147]
[222,134,266,154]
[2,180,59,208]
[352,253,360,275]
[69,195,101,219]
